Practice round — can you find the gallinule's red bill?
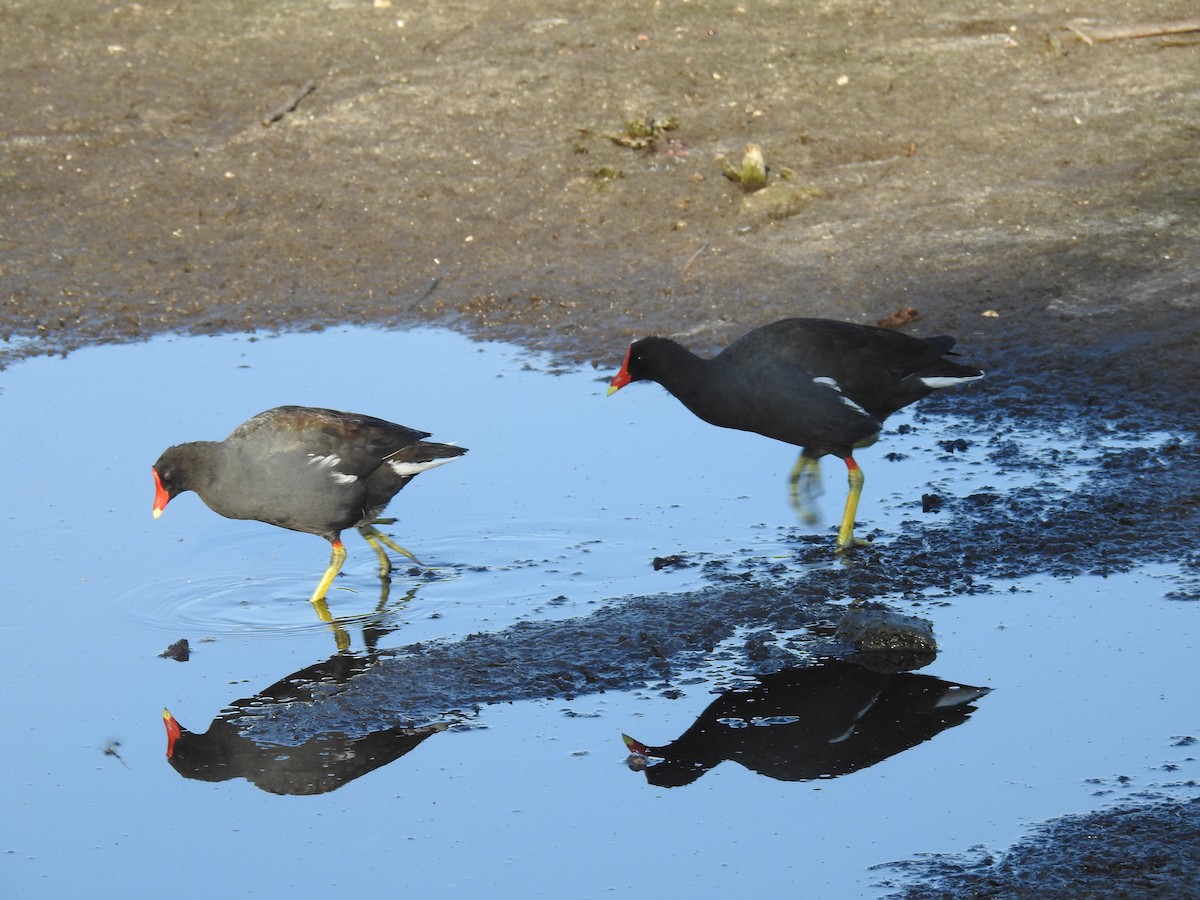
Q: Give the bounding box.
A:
[152,406,466,608]
[607,318,983,549]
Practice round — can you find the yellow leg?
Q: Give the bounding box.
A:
[358,523,423,572]
[835,458,869,551]
[788,453,822,525]
[308,595,351,650]
[310,539,347,606]
[310,595,334,622]
[309,595,352,650]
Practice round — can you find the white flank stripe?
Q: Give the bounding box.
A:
[812,376,869,416]
[306,454,357,483]
[921,372,985,389]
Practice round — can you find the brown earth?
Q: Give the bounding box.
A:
[2,0,1198,401]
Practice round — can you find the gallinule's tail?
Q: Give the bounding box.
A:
[607,318,982,549]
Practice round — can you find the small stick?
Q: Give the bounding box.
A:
[416,275,443,304]
[262,81,316,127]
[1064,19,1200,43]
[682,242,709,274]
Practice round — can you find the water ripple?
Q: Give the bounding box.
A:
[108,567,429,642]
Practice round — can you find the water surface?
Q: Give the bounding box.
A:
[1,327,1194,898]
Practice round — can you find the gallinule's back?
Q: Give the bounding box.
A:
[152,406,466,610]
[607,318,983,549]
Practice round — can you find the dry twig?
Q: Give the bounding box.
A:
[262,81,316,127]
[1062,19,1200,44]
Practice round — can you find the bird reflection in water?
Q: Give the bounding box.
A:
[162,589,450,795]
[623,659,990,787]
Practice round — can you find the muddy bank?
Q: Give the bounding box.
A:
[878,795,1200,899]
[3,1,1199,407]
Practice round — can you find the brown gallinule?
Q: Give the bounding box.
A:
[607,318,983,549]
[152,406,466,609]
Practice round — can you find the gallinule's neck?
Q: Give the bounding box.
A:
[617,337,720,415]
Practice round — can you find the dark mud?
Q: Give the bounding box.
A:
[203,586,936,748]
[4,1,1199,895]
[876,795,1200,899]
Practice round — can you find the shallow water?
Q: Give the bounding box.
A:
[1,327,1195,898]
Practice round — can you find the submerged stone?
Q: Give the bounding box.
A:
[835,606,938,672]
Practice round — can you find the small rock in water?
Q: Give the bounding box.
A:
[159,638,190,662]
[835,607,936,672]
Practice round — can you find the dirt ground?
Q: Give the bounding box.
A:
[3,1,1198,895]
[3,0,1198,389]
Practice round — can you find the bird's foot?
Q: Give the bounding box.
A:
[359,524,425,569]
[835,536,871,554]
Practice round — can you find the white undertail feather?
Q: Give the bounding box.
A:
[934,685,991,708]
[387,455,461,477]
[920,372,985,389]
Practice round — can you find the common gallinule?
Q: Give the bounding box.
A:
[607,318,983,549]
[152,406,466,608]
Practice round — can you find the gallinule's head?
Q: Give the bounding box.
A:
[607,337,679,395]
[150,446,191,519]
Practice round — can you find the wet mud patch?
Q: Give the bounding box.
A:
[873,381,1200,583]
[877,795,1200,899]
[215,585,941,745]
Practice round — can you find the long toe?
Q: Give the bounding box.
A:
[358,524,423,567]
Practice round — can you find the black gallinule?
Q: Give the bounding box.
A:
[152,406,466,608]
[607,318,983,549]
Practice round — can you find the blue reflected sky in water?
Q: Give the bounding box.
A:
[0,328,1195,899]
